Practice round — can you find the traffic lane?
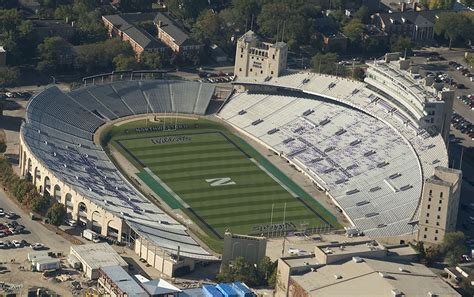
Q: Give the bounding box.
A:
[0,188,70,253]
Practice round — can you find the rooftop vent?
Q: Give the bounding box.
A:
[398,267,409,273]
[369,186,382,192]
[267,128,279,135]
[427,293,438,297]
[238,110,247,115]
[334,274,342,279]
[379,272,389,278]
[346,189,360,195]
[319,118,330,126]
[75,176,79,180]
[391,289,403,297]
[353,256,363,263]
[350,139,361,146]
[44,141,48,145]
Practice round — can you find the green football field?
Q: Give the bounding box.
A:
[106,118,339,241]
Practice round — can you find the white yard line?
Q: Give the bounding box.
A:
[250,158,299,198]
[143,167,190,208]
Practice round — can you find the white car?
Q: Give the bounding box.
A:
[65,219,77,227]
[30,243,45,250]
[0,241,5,249]
[12,240,21,248]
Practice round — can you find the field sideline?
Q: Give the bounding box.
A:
[104,118,340,241]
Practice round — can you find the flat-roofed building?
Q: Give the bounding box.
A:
[417,166,462,244]
[275,240,460,297]
[234,30,288,79]
[98,265,148,297]
[70,243,128,279]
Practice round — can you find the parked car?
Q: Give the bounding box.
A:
[30,243,45,250]
[65,219,77,227]
[0,241,5,249]
[12,240,22,248]
[5,212,16,219]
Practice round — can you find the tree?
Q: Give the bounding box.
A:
[28,191,50,214]
[166,0,208,21]
[0,67,19,87]
[352,67,365,81]
[435,12,473,49]
[119,0,153,12]
[140,51,163,69]
[353,6,370,23]
[46,202,67,225]
[217,256,278,288]
[257,3,290,38]
[37,37,73,73]
[231,0,259,21]
[113,54,139,71]
[311,53,339,75]
[442,231,467,265]
[390,35,413,55]
[193,10,225,45]
[75,38,134,74]
[343,19,363,43]
[257,256,277,287]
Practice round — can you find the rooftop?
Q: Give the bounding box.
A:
[103,13,167,50]
[71,243,127,270]
[316,240,386,256]
[100,265,148,297]
[291,257,460,296]
[154,12,198,46]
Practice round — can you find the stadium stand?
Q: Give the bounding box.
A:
[21,80,215,260]
[219,73,448,238]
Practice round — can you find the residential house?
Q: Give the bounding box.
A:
[373,10,445,42]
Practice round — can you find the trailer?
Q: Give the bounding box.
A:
[82,229,100,243]
[35,258,60,272]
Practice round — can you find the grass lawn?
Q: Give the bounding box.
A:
[104,118,340,243]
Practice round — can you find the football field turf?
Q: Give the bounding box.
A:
[108,119,339,239]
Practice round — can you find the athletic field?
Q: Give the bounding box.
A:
[106,118,339,240]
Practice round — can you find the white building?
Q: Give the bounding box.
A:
[234,30,288,79]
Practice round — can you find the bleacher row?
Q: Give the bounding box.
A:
[220,74,447,238]
[22,80,216,260]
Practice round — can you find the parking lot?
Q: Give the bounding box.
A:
[0,188,82,295]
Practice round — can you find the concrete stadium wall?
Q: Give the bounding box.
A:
[19,133,125,241]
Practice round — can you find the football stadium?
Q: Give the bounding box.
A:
[18,54,459,276]
[107,118,337,239]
